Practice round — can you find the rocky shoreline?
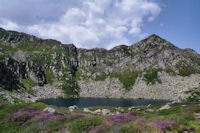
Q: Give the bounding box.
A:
[0,84,64,103]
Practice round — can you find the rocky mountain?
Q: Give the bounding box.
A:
[0,27,199,103]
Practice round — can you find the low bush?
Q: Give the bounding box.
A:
[144,68,162,85]
[70,118,102,133]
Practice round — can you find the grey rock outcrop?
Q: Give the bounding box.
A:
[0,28,200,103]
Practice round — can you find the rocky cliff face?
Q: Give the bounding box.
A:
[0,28,199,103]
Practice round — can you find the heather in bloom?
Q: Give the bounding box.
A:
[55,113,85,122]
[154,119,178,131]
[71,118,102,132]
[0,103,4,108]
[137,119,149,125]
[185,106,200,110]
[89,124,110,133]
[6,107,42,122]
[106,113,137,123]
[36,112,56,121]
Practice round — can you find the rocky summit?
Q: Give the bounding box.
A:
[0,27,200,103]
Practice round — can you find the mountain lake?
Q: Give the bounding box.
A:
[38,97,169,108]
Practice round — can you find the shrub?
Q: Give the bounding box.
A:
[144,68,162,85]
[106,113,137,123]
[89,124,110,133]
[110,70,141,90]
[154,119,178,131]
[95,75,107,81]
[176,61,200,76]
[21,78,37,87]
[70,118,102,133]
[185,88,200,102]
[45,71,54,84]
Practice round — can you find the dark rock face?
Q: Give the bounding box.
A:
[0,62,21,91]
[0,27,200,103]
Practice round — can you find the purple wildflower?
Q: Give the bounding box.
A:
[6,107,42,123]
[61,126,68,131]
[89,124,110,133]
[36,112,56,121]
[0,103,4,108]
[154,120,178,131]
[106,113,137,123]
[185,106,200,110]
[137,119,149,125]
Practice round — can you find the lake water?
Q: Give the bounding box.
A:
[38,97,169,108]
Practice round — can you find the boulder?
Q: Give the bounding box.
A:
[83,108,92,113]
[128,106,135,111]
[147,104,152,107]
[102,109,110,116]
[93,109,101,114]
[43,107,56,114]
[117,107,124,112]
[68,105,78,111]
[146,109,154,112]
[195,113,200,119]
[159,104,171,111]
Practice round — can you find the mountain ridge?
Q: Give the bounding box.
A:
[1,27,199,54]
[0,27,200,103]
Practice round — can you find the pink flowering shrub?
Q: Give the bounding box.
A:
[154,120,178,131]
[6,107,42,123]
[106,113,138,123]
[89,124,110,133]
[36,112,56,121]
[185,106,200,110]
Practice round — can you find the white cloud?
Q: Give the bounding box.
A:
[0,0,161,49]
[0,19,19,31]
[160,23,164,27]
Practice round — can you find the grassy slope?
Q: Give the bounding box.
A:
[0,101,200,133]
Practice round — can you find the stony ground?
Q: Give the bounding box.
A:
[0,101,200,133]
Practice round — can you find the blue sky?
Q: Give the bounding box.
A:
[0,0,199,53]
[143,0,200,53]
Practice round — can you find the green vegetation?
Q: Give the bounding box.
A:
[185,88,200,102]
[91,70,141,90]
[178,65,200,76]
[164,68,176,76]
[110,70,141,90]
[75,68,89,81]
[62,83,77,96]
[70,118,102,133]
[144,68,162,85]
[61,74,80,97]
[17,84,34,95]
[95,74,107,81]
[176,61,200,76]
[45,71,54,85]
[21,78,37,88]
[0,101,200,133]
